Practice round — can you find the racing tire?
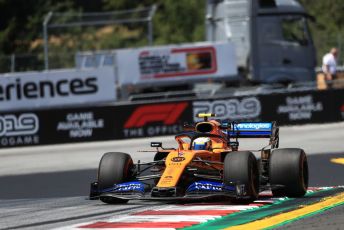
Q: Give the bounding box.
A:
[269,148,308,197]
[224,151,259,202]
[98,152,134,204]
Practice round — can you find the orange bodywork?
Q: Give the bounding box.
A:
[157,150,196,187]
[156,119,231,188]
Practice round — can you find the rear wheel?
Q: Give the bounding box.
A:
[98,152,134,204]
[223,151,259,202]
[269,148,308,197]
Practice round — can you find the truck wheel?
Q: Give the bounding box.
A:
[98,152,134,204]
[269,148,308,197]
[224,151,259,202]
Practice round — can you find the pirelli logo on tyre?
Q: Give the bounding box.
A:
[123,102,189,138]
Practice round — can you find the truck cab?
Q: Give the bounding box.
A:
[206,0,316,84]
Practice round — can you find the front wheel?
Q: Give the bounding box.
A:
[269,148,308,197]
[223,151,259,202]
[98,152,134,204]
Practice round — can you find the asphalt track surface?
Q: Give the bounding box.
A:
[0,122,344,229]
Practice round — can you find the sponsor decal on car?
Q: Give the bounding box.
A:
[114,182,145,193]
[171,157,185,162]
[187,181,224,193]
[235,122,272,131]
[160,175,173,184]
[102,182,145,193]
[228,122,273,137]
[123,102,188,138]
[277,95,323,120]
[116,182,144,192]
[0,113,39,147]
[193,97,261,122]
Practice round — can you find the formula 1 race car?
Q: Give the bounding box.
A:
[89,113,308,204]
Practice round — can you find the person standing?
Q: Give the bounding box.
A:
[322,48,338,88]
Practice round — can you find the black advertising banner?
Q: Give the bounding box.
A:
[38,106,117,145]
[191,95,262,122]
[0,112,40,148]
[0,101,193,148]
[259,90,338,125]
[1,89,344,148]
[333,89,344,122]
[114,101,193,139]
[0,106,117,148]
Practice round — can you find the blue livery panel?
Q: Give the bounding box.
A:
[228,122,273,138]
[186,181,235,193]
[102,181,145,194]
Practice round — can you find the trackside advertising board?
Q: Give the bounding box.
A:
[115,102,193,138]
[259,90,340,125]
[1,89,344,148]
[0,67,116,112]
[116,42,238,87]
[0,107,117,148]
[192,96,262,122]
[0,102,193,148]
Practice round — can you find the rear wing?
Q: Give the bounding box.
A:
[226,122,279,148]
[229,122,274,138]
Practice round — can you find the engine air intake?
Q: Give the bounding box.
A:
[196,122,214,133]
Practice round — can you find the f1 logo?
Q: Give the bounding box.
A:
[124,102,188,128]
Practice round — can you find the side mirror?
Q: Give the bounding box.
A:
[220,120,230,129]
[183,122,195,131]
[151,142,162,148]
[229,141,239,151]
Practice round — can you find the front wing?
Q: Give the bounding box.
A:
[90,181,252,201]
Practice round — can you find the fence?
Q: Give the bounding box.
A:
[0,52,75,73]
[0,5,157,74]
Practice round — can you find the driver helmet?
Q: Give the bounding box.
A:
[193,137,212,150]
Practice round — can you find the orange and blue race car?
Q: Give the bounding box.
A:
[89,113,308,204]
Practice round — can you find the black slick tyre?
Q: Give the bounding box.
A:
[98,152,133,204]
[269,148,308,197]
[223,151,259,202]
